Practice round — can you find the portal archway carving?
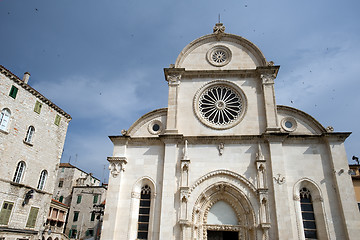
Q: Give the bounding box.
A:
[191,182,257,240]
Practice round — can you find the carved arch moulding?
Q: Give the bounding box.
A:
[190,182,259,240]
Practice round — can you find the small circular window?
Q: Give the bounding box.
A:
[281,117,297,132]
[207,45,232,67]
[148,120,163,135]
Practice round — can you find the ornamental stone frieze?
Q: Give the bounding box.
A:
[107,157,127,178]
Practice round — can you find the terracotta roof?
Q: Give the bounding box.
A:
[0,65,71,119]
[51,198,69,207]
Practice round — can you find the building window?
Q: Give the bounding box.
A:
[26,207,39,228]
[0,108,11,132]
[59,196,64,203]
[69,226,77,238]
[9,85,18,99]
[34,101,42,114]
[77,195,82,204]
[54,114,61,126]
[73,211,79,222]
[300,188,317,239]
[0,201,14,225]
[24,126,35,144]
[58,180,64,187]
[13,161,26,183]
[90,211,96,221]
[93,194,99,204]
[86,228,94,237]
[137,185,151,239]
[37,170,47,190]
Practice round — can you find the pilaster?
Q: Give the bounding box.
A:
[258,69,280,133]
[158,135,182,239]
[264,133,296,239]
[101,157,127,240]
[323,132,360,239]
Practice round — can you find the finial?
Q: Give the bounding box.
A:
[213,22,225,34]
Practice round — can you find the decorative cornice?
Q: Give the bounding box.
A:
[0,65,71,119]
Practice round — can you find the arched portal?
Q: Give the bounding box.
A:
[191,182,256,240]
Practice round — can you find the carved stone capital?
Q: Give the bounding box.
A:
[179,219,191,227]
[260,74,276,85]
[131,192,140,199]
[167,74,181,86]
[107,157,127,178]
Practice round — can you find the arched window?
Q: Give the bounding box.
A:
[13,161,26,183]
[300,187,317,239]
[37,170,47,190]
[25,126,35,143]
[0,108,11,131]
[137,185,151,239]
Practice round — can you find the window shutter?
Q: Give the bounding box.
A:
[77,195,82,204]
[93,195,98,204]
[34,101,42,114]
[9,86,18,99]
[54,115,61,126]
[0,202,13,225]
[91,212,95,221]
[26,207,39,228]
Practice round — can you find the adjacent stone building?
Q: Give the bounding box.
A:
[0,65,71,240]
[53,163,101,206]
[349,164,360,210]
[43,199,69,240]
[101,23,360,240]
[66,186,106,240]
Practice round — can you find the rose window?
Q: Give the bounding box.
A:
[207,45,232,67]
[212,50,227,63]
[198,86,243,126]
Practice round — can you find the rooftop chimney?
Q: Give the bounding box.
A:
[23,72,30,84]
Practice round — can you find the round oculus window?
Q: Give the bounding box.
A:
[148,120,163,135]
[281,117,297,132]
[207,45,232,67]
[194,81,247,129]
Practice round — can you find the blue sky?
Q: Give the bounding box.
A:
[1,0,359,183]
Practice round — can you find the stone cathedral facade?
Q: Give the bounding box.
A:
[101,24,360,240]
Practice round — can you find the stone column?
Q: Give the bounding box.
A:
[265,134,296,239]
[100,157,127,240]
[260,74,280,133]
[165,74,181,134]
[158,136,180,239]
[324,133,360,239]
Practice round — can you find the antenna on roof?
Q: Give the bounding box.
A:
[68,155,71,164]
[218,14,221,23]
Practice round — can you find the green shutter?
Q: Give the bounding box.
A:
[93,195,98,204]
[54,115,61,126]
[9,86,18,99]
[91,212,95,221]
[34,101,42,114]
[73,211,79,221]
[26,207,39,228]
[77,195,82,204]
[59,196,64,203]
[0,201,14,225]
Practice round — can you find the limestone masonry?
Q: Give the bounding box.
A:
[101,23,360,240]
